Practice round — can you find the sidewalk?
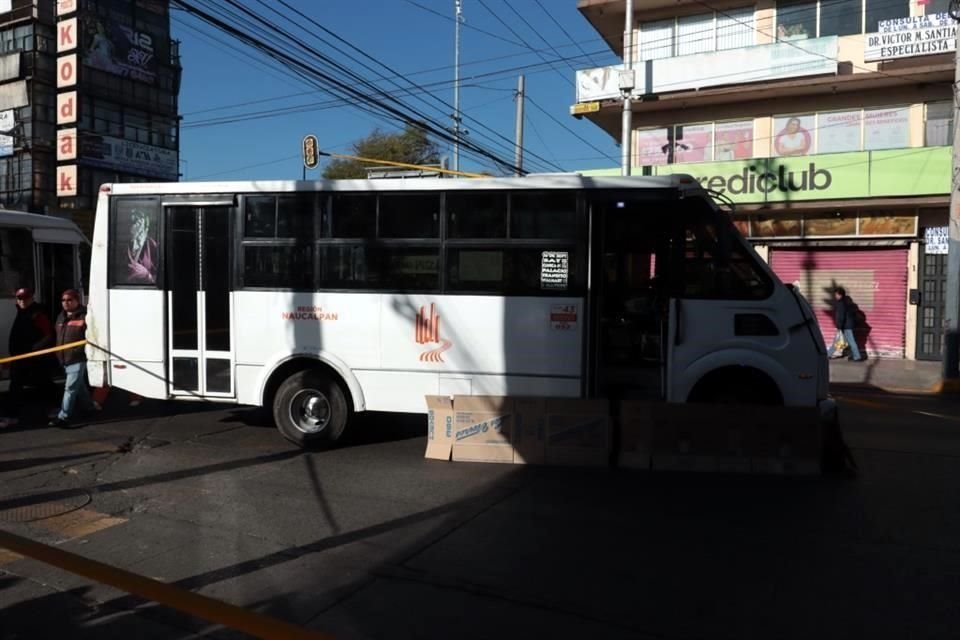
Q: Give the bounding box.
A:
[829,357,942,394]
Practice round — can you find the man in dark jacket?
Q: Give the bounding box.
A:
[49,289,94,428]
[827,287,864,361]
[0,288,55,427]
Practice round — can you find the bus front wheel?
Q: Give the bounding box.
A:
[273,369,349,448]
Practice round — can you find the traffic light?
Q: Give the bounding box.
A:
[302,134,319,169]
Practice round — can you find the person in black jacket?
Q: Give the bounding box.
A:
[49,289,94,428]
[0,288,55,428]
[827,287,864,361]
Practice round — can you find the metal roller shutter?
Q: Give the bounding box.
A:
[770,248,908,358]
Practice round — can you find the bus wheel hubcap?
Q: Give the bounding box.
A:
[290,389,330,434]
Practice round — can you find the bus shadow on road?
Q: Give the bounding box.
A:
[216,407,427,448]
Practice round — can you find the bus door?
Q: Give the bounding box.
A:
[588,195,669,401]
[165,204,234,398]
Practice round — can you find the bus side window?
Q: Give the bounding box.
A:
[681,218,772,300]
[0,228,36,295]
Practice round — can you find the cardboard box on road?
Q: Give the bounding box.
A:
[545,398,610,467]
[619,400,654,470]
[513,397,546,465]
[651,403,750,473]
[424,395,454,461]
[451,396,515,464]
[748,406,821,475]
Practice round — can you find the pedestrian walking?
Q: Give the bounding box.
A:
[827,287,864,362]
[49,289,94,428]
[0,287,55,428]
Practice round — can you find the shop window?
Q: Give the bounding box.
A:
[820,0,863,36]
[858,213,916,235]
[674,123,713,163]
[818,110,862,153]
[750,215,802,237]
[776,0,817,40]
[925,101,953,146]
[863,106,909,150]
[866,0,910,32]
[803,214,856,236]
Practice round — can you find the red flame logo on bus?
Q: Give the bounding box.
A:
[415,303,453,363]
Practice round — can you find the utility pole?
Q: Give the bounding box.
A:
[620,0,634,176]
[453,0,463,173]
[943,9,960,385]
[514,75,525,176]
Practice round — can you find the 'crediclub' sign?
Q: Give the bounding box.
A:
[864,12,956,62]
[581,147,951,205]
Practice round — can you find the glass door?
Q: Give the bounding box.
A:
[166,205,234,397]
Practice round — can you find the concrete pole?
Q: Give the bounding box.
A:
[621,0,634,176]
[453,0,463,173]
[943,21,960,383]
[514,75,525,176]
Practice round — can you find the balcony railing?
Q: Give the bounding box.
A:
[575,36,839,103]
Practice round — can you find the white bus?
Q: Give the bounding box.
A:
[86,175,834,446]
[0,210,87,388]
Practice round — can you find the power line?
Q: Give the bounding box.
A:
[525,95,619,164]
[499,0,580,74]
[172,0,528,174]
[533,0,603,68]
[475,0,573,86]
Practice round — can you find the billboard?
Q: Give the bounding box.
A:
[81,13,160,84]
[80,135,178,180]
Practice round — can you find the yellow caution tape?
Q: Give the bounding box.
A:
[0,529,334,639]
[0,340,88,365]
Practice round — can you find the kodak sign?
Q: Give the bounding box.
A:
[56,0,79,197]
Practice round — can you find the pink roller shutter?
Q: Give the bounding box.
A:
[770,248,908,358]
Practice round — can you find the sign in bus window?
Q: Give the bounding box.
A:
[540,251,570,290]
[112,200,159,286]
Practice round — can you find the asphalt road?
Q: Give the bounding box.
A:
[0,389,958,640]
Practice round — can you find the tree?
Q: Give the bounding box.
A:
[322,125,440,179]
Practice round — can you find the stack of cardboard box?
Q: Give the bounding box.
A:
[425,396,821,474]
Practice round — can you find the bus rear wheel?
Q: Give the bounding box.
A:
[273,369,349,448]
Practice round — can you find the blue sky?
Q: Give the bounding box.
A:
[172,1,622,181]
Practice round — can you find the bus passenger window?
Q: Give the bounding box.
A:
[510,192,579,239]
[447,192,507,238]
[379,194,440,239]
[243,245,313,290]
[373,247,440,291]
[331,194,376,238]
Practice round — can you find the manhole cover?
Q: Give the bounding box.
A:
[0,492,91,523]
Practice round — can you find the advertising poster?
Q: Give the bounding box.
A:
[81,134,178,180]
[864,107,909,150]
[674,123,712,163]
[714,121,753,160]
[113,201,159,286]
[773,114,815,157]
[81,12,158,84]
[636,128,669,166]
[818,110,862,153]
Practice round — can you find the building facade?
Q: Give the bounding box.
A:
[575,0,954,360]
[0,0,180,236]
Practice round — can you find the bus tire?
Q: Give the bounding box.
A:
[272,369,349,448]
